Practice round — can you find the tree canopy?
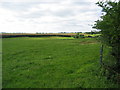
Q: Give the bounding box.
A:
[93,0,120,73]
[93,1,120,46]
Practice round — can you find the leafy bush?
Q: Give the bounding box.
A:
[93,0,120,78]
[73,33,85,39]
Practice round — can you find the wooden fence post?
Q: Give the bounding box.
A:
[100,44,104,66]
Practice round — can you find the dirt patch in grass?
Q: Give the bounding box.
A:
[80,41,97,45]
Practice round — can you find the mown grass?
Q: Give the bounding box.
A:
[2,37,119,88]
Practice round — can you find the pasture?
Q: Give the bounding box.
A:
[2,37,118,88]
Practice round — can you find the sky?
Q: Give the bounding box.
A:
[0,0,103,33]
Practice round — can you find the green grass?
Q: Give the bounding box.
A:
[2,37,118,88]
[0,38,2,89]
[27,36,75,40]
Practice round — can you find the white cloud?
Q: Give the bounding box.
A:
[0,0,102,33]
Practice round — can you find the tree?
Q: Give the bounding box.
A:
[93,1,120,73]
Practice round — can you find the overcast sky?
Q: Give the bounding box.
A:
[0,0,103,33]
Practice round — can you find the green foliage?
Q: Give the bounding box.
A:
[93,1,120,73]
[94,1,120,46]
[73,33,85,39]
[2,37,118,88]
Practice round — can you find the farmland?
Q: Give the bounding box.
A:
[1,33,100,38]
[2,36,118,88]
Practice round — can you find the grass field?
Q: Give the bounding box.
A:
[2,37,118,88]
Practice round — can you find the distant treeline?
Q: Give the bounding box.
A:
[1,34,72,38]
[1,31,101,38]
[84,31,101,34]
